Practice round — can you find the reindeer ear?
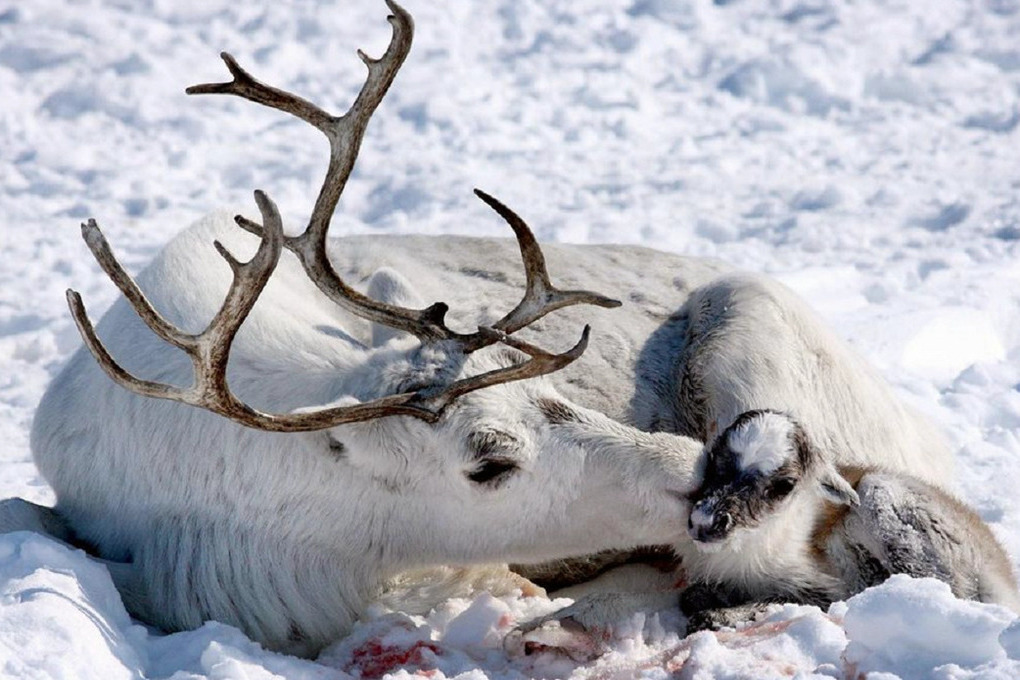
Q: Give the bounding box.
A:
[366,268,425,347]
[819,466,860,507]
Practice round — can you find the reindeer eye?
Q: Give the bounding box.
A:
[467,459,519,486]
[766,478,796,500]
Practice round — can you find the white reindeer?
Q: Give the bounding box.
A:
[678,409,1019,631]
[18,0,954,658]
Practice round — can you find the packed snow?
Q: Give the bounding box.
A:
[2,0,1019,677]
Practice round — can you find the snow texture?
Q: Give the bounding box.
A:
[2,0,1020,677]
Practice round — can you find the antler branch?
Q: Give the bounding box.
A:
[68,197,594,430]
[187,1,454,340]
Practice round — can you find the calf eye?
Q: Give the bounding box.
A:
[467,459,519,486]
[765,478,796,500]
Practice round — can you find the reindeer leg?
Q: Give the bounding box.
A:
[506,589,680,660]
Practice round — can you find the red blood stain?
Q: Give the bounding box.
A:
[348,639,442,679]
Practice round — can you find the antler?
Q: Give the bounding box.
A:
[67,1,622,431]
[187,1,455,341]
[189,1,619,350]
[67,196,596,430]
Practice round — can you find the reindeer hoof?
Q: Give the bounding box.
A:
[683,603,771,635]
[505,614,605,661]
[684,609,728,634]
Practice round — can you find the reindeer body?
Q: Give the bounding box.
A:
[680,412,1018,631]
[32,212,718,655]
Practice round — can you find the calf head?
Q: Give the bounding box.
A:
[687,410,859,546]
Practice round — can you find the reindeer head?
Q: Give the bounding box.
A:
[302,339,699,567]
[687,410,859,546]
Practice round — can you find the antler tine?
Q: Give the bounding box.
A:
[187,2,457,342]
[74,218,194,352]
[462,190,622,352]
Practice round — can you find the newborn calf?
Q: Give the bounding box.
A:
[678,410,1020,630]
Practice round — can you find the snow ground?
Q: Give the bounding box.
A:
[1,0,1019,677]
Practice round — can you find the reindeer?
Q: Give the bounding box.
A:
[19,0,955,658]
[27,2,711,656]
[678,410,1020,631]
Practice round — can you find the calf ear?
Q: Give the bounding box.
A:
[819,466,860,507]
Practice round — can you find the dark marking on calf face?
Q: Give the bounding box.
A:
[725,409,795,441]
[790,421,816,471]
[536,397,582,424]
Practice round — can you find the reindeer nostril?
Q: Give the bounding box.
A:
[687,515,694,530]
[716,512,733,533]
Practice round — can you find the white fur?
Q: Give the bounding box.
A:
[679,490,838,596]
[30,211,956,654]
[728,412,795,474]
[31,213,709,656]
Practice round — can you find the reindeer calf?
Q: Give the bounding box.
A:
[679,410,1020,631]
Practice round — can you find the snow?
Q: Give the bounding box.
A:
[842,576,1018,678]
[1,0,1019,677]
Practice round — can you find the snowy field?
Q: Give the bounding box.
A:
[2,0,1020,677]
